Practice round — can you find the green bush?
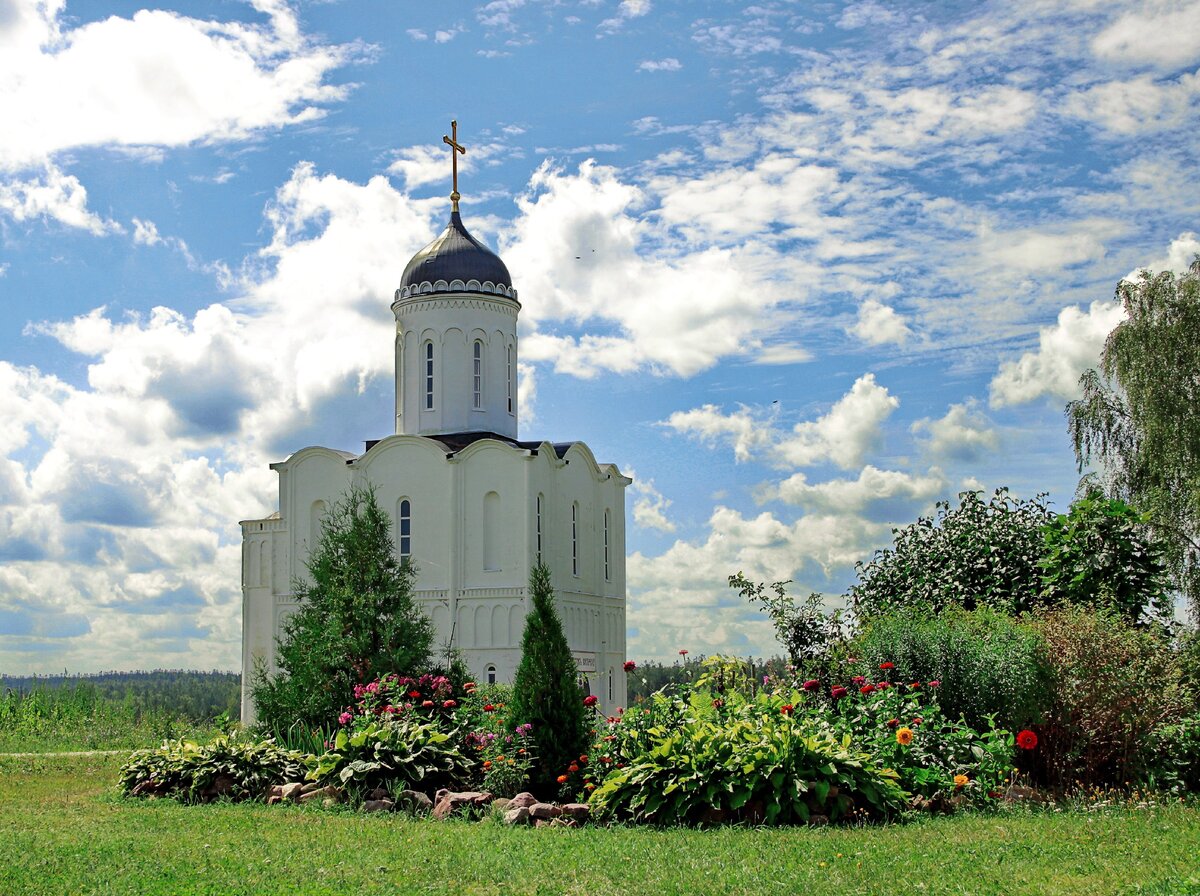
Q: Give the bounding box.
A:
[849,606,1051,730]
[119,733,310,803]
[1032,606,1184,789]
[588,704,906,825]
[1142,712,1200,794]
[310,717,473,798]
[510,562,589,796]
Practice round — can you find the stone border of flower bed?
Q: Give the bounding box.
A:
[264,784,592,826]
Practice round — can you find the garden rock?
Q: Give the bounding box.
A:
[368,787,390,802]
[300,781,324,794]
[529,802,561,820]
[562,803,590,823]
[503,806,531,825]
[394,790,433,814]
[299,785,342,804]
[280,783,304,802]
[432,791,493,820]
[509,792,537,809]
[492,798,512,812]
[362,799,395,813]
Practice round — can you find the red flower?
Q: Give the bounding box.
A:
[860,684,875,695]
[483,703,496,712]
[909,682,921,689]
[911,716,923,726]
[876,681,891,690]
[1016,729,1038,750]
[679,649,689,656]
[780,703,794,715]
[802,679,819,691]
[579,755,588,764]
[879,662,894,671]
[831,686,848,699]
[568,763,579,773]
[583,695,599,707]
[623,660,637,672]
[886,718,899,728]
[556,775,568,784]
[408,690,422,699]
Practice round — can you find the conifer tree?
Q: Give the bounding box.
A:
[251,487,433,731]
[510,561,589,795]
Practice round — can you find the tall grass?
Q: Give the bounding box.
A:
[0,681,227,753]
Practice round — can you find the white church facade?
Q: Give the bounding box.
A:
[239,125,630,723]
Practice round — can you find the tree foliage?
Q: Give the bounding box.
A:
[1067,259,1200,620]
[509,562,589,795]
[251,487,433,732]
[1040,490,1172,626]
[848,488,1054,620]
[727,573,842,667]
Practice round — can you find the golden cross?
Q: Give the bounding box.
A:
[443,119,466,211]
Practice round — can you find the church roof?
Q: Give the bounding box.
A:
[362,431,574,459]
[398,211,514,299]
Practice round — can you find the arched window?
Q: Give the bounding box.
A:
[486,664,497,685]
[424,341,434,410]
[507,344,514,414]
[483,491,500,571]
[472,340,483,409]
[571,502,579,576]
[603,509,610,582]
[398,499,412,562]
[535,493,543,562]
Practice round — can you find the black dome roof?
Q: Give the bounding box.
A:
[400,211,512,293]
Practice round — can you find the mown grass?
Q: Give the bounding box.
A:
[2,753,1199,896]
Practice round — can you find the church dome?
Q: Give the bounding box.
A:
[398,211,515,300]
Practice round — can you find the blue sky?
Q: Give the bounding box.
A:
[1,0,1197,673]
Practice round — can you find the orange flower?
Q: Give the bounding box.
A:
[556,775,568,784]
[954,774,969,789]
[896,726,914,746]
[483,760,492,770]
[568,763,579,773]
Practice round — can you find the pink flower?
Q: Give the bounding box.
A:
[860,684,875,695]
[802,679,819,691]
[851,675,866,685]
[421,700,435,708]
[928,680,941,688]
[876,681,892,690]
[831,686,848,699]
[443,699,457,709]
[338,712,352,725]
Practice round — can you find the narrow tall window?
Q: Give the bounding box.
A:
[487,664,497,685]
[507,345,514,414]
[603,509,610,581]
[398,499,412,561]
[424,342,434,409]
[535,494,543,561]
[472,340,482,409]
[571,502,578,576]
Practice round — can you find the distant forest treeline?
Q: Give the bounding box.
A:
[0,670,241,722]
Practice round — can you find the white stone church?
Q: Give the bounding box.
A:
[239,130,630,723]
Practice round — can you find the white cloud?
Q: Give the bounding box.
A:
[849,298,911,345]
[387,140,504,189]
[911,400,999,461]
[752,344,812,365]
[1128,231,1200,279]
[1067,70,1200,135]
[638,57,681,72]
[131,218,162,246]
[989,300,1125,407]
[766,465,946,514]
[664,374,899,470]
[1092,1,1200,69]
[600,0,651,34]
[0,164,121,234]
[406,28,428,40]
[628,475,676,533]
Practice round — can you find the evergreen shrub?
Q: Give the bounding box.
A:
[509,562,589,796]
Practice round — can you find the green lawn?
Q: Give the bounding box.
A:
[3,753,1199,896]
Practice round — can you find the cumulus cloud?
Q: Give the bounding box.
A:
[1091,1,1200,69]
[1066,70,1200,135]
[849,298,911,345]
[765,465,946,515]
[911,400,999,461]
[0,165,120,234]
[664,374,899,470]
[628,475,676,533]
[989,301,1125,407]
[599,0,651,34]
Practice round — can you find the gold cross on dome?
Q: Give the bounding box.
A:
[443,119,466,211]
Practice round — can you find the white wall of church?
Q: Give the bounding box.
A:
[240,435,629,723]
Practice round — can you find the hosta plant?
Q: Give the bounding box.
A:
[119,732,311,803]
[310,716,473,797]
[587,707,906,825]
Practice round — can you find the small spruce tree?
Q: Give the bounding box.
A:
[251,486,433,732]
[510,561,589,795]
